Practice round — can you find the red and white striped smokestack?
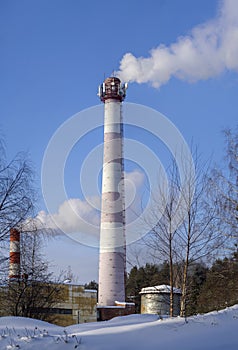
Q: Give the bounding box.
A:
[98,77,128,306]
[9,228,21,280]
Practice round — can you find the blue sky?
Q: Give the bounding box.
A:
[1,0,238,283]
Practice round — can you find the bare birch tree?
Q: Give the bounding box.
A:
[0,138,34,244]
[144,163,182,317]
[0,230,64,321]
[144,150,223,317]
[210,128,238,244]
[176,152,222,317]
[0,136,63,320]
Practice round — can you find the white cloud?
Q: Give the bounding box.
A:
[125,169,145,187]
[35,197,100,238]
[124,169,145,223]
[32,170,145,243]
[117,0,238,87]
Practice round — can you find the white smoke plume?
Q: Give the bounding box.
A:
[36,197,100,237]
[117,0,238,87]
[20,197,100,238]
[31,170,145,238]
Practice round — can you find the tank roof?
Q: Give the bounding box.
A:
[140,284,181,295]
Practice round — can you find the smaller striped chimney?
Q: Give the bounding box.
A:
[9,228,21,280]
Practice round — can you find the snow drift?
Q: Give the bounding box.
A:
[0,305,238,349]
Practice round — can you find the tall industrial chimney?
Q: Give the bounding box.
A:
[9,228,21,280]
[98,77,127,307]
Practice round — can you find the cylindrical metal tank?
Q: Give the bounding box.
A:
[140,285,181,316]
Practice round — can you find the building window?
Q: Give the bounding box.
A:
[31,307,72,315]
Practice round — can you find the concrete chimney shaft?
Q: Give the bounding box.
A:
[98,77,127,306]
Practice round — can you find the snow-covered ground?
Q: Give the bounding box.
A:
[0,305,238,349]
